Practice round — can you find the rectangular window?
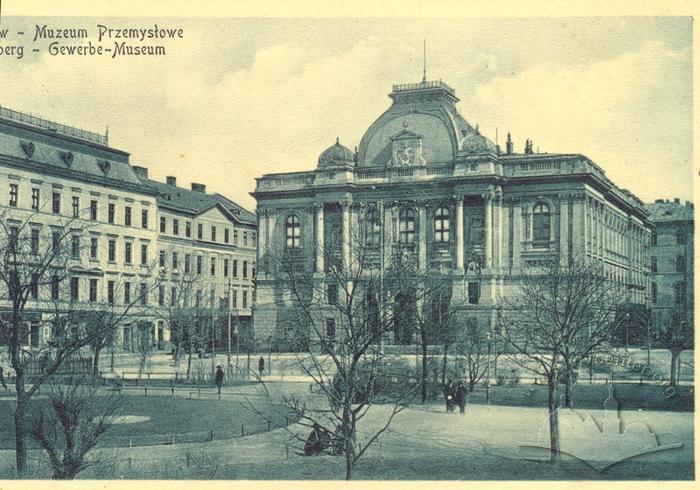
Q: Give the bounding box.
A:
[232,290,238,309]
[210,257,216,275]
[184,254,191,274]
[252,232,256,246]
[211,226,217,242]
[172,251,178,269]
[31,188,40,210]
[197,255,203,274]
[72,196,80,218]
[141,243,148,265]
[140,283,148,305]
[224,228,230,243]
[160,217,166,233]
[108,203,115,223]
[52,192,61,214]
[470,217,484,244]
[224,259,229,277]
[242,291,248,309]
[90,237,98,259]
[125,206,132,226]
[243,231,248,246]
[70,277,79,302]
[30,229,40,255]
[71,235,80,259]
[195,289,202,308]
[90,200,98,220]
[52,231,61,252]
[107,281,115,305]
[327,284,338,305]
[158,285,165,306]
[124,282,131,304]
[141,209,148,229]
[159,250,165,268]
[9,183,18,207]
[9,226,18,253]
[233,260,238,277]
[468,282,480,304]
[234,230,239,245]
[171,287,177,307]
[325,319,336,343]
[185,222,191,237]
[173,219,179,235]
[243,261,248,279]
[89,279,98,303]
[124,242,132,265]
[197,223,203,239]
[30,274,39,300]
[108,240,116,262]
[51,275,60,300]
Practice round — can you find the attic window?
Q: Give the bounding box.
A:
[20,141,35,158]
[60,151,74,166]
[98,160,111,175]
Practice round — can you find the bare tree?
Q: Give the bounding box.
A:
[499,256,622,462]
[256,227,427,480]
[29,375,120,479]
[659,307,693,387]
[454,316,501,392]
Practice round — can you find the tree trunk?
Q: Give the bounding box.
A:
[342,406,355,480]
[547,380,560,462]
[441,344,449,385]
[420,333,428,404]
[564,369,573,408]
[670,351,679,387]
[14,388,27,475]
[186,338,193,380]
[92,345,102,376]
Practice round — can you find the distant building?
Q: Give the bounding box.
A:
[0,105,255,358]
[251,79,652,347]
[645,198,694,333]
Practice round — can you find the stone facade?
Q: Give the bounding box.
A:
[645,199,694,332]
[252,80,652,346]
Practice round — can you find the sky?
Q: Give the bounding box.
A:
[0,16,693,210]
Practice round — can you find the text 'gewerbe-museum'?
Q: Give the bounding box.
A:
[252,79,651,344]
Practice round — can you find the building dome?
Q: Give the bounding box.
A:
[461,129,497,155]
[318,138,355,167]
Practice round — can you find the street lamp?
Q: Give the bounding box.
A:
[227,278,232,373]
[485,330,491,404]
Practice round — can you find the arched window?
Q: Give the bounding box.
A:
[532,203,551,242]
[285,215,301,249]
[365,209,381,246]
[650,256,658,273]
[676,229,686,245]
[398,209,416,244]
[434,207,450,243]
[650,231,657,246]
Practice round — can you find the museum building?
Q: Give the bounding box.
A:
[251,79,652,345]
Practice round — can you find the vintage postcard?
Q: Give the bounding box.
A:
[0,1,695,487]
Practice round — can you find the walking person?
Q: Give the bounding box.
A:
[215,365,224,399]
[455,381,467,414]
[443,379,455,413]
[258,355,265,380]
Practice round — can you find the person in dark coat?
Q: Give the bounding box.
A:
[0,366,8,392]
[214,365,224,398]
[443,380,455,412]
[304,423,330,456]
[455,381,467,414]
[258,355,265,378]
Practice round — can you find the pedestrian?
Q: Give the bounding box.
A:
[0,365,8,392]
[258,355,265,379]
[443,379,455,413]
[456,381,467,414]
[215,365,224,398]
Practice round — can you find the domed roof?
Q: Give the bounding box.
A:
[318,138,355,167]
[461,129,497,155]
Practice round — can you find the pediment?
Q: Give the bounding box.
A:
[390,128,423,141]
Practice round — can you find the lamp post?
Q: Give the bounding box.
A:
[485,330,491,404]
[625,312,630,352]
[227,278,232,373]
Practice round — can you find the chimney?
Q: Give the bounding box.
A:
[686,201,693,208]
[132,166,148,179]
[506,133,513,155]
[191,183,206,193]
[655,198,664,203]
[674,198,680,204]
[166,176,177,186]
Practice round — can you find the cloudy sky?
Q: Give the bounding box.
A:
[0,16,692,210]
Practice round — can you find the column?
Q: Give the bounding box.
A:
[455,196,464,270]
[267,212,276,274]
[495,193,503,271]
[559,198,569,265]
[342,201,350,272]
[418,204,427,271]
[257,209,267,275]
[571,194,586,257]
[314,203,324,273]
[512,200,522,268]
[484,193,493,270]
